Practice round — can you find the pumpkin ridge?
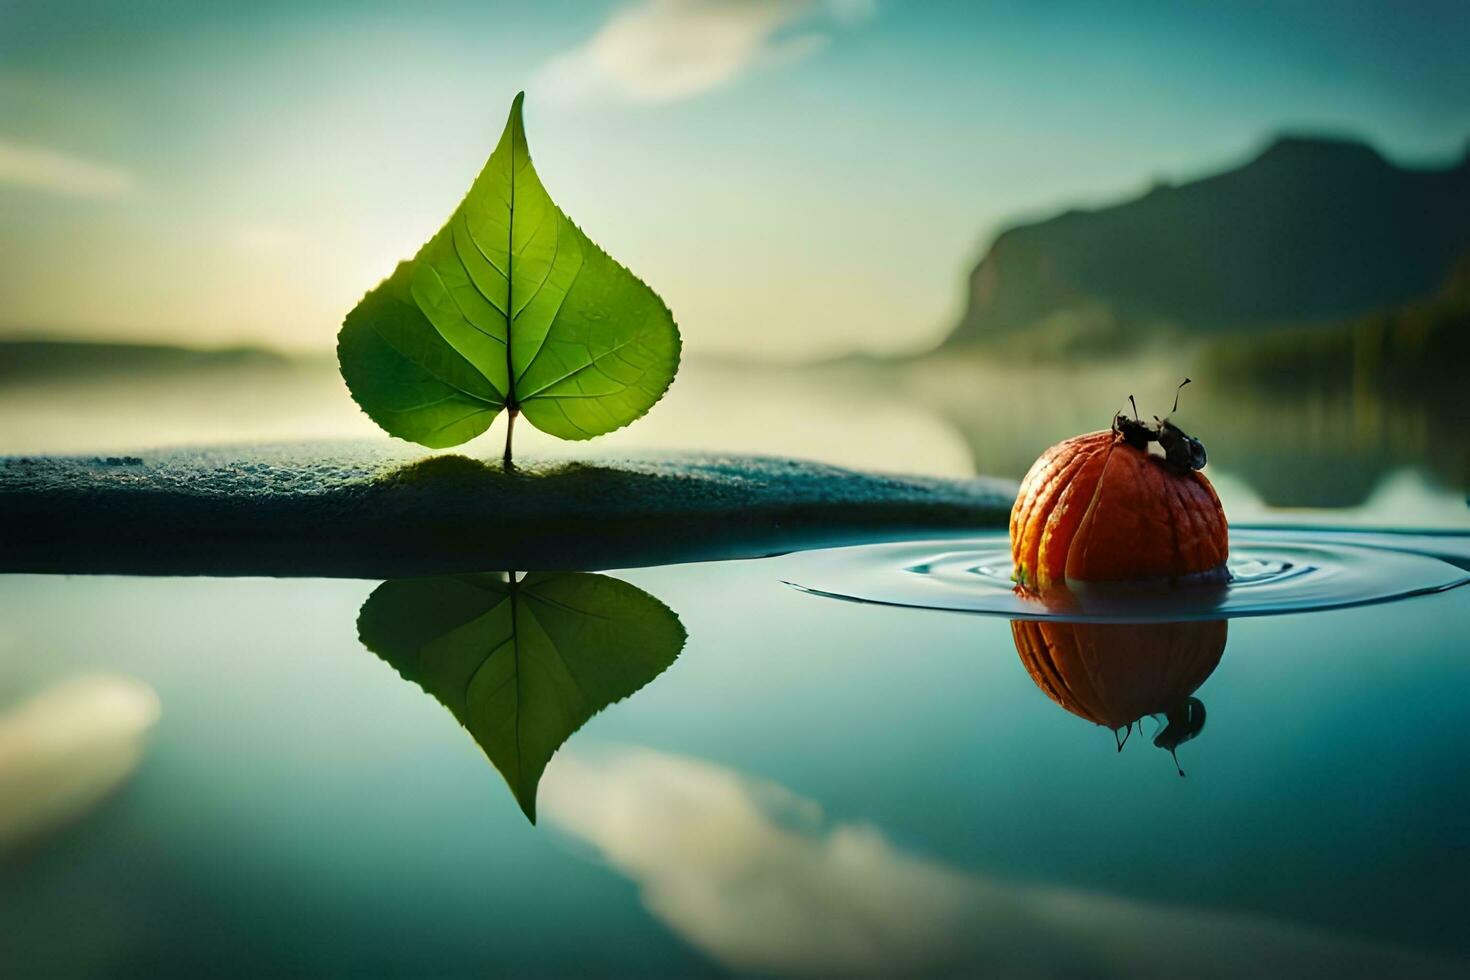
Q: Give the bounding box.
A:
[1011,452,1058,571]
[1194,472,1229,567]
[1011,441,1071,544]
[1017,437,1100,546]
[1035,440,1112,586]
[1144,456,1187,580]
[1024,623,1107,725]
[1176,473,1217,572]
[1164,464,1187,578]
[1069,626,1113,724]
[1013,436,1084,534]
[1165,465,1204,578]
[1015,435,1106,582]
[1061,438,1119,582]
[1041,625,1093,717]
[1015,623,1070,709]
[1017,451,1085,575]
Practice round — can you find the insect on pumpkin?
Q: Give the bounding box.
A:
[1111,379,1207,471]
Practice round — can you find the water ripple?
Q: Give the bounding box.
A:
[781,529,1470,622]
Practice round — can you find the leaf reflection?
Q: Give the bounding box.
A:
[1011,619,1226,775]
[357,571,685,821]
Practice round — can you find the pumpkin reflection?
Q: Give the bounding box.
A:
[1011,619,1226,775]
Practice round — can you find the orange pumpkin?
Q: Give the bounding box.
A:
[1012,619,1226,772]
[1011,420,1227,589]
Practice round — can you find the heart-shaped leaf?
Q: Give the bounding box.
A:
[338,93,681,453]
[358,571,685,822]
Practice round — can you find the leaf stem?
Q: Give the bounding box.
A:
[503,408,518,469]
[503,104,518,472]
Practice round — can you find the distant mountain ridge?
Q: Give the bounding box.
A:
[0,338,294,383]
[944,135,1470,351]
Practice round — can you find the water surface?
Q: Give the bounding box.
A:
[784,529,1470,620]
[2,534,1468,976]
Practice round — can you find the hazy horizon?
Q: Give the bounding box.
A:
[3,0,1467,360]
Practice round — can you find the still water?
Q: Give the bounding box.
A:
[2,533,1468,976]
[2,352,1467,974]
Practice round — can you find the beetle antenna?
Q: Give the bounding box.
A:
[1171,378,1192,415]
[1128,395,1139,421]
[1169,746,1185,778]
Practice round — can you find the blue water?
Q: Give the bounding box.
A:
[1,532,1469,976]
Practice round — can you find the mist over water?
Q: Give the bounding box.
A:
[3,350,1463,527]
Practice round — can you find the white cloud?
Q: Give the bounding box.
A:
[0,138,135,199]
[542,747,1462,977]
[0,674,160,852]
[535,0,876,105]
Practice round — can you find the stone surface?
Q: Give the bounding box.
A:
[0,442,1015,576]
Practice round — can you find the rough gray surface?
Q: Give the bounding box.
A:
[0,442,1015,576]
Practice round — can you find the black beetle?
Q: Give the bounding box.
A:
[1111,380,1207,472]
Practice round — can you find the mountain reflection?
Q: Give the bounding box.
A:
[356,571,685,822]
[1011,620,1226,775]
[902,354,1468,511]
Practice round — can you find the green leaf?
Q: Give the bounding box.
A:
[338,92,681,450]
[357,571,685,822]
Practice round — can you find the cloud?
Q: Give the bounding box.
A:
[0,674,161,852]
[0,138,135,199]
[542,747,1462,977]
[536,0,876,104]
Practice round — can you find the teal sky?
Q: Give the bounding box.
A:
[1,0,1466,360]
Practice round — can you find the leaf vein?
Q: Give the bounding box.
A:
[519,335,646,401]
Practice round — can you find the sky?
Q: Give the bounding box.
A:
[1,0,1466,361]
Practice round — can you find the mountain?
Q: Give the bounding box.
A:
[0,338,294,384]
[943,135,1470,353]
